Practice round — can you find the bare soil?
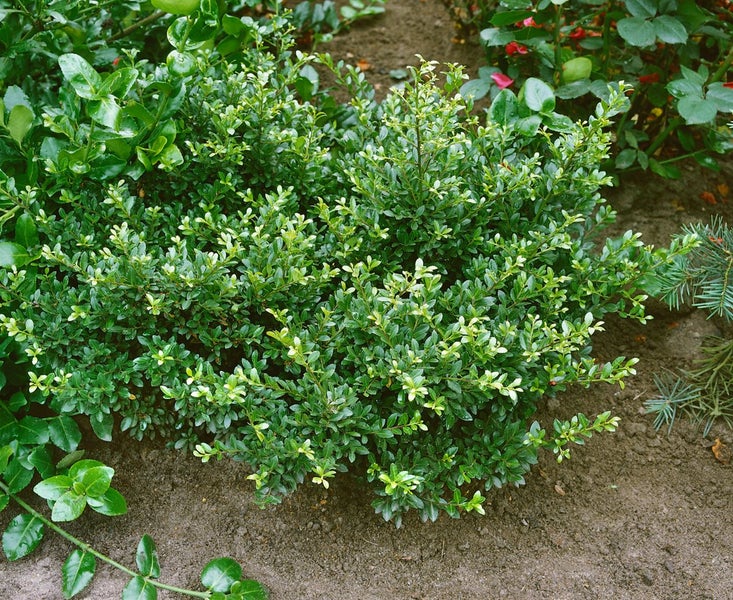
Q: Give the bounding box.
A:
[2,2,732,599]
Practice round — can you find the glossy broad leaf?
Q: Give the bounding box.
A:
[62,549,96,599]
[521,78,555,113]
[201,557,243,592]
[652,15,688,44]
[3,458,34,493]
[15,213,39,248]
[51,490,87,522]
[122,575,157,600]
[58,54,102,100]
[488,89,518,125]
[33,475,73,501]
[135,535,161,578]
[86,487,127,516]
[2,513,44,561]
[48,416,82,453]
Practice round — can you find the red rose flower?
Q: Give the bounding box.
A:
[505,41,529,56]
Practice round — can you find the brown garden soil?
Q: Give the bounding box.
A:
[2,1,733,598]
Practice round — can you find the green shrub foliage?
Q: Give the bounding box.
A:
[0,14,688,524]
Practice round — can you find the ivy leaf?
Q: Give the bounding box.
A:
[48,416,82,453]
[62,549,96,599]
[122,575,157,600]
[2,513,44,561]
[135,535,161,579]
[201,557,243,592]
[58,54,102,100]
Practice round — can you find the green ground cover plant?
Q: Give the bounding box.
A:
[0,0,695,540]
[454,0,733,178]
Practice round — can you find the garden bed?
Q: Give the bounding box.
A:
[1,1,732,598]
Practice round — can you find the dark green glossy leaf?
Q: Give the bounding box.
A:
[58,54,102,100]
[238,579,268,599]
[122,575,157,600]
[33,475,73,501]
[136,535,161,578]
[88,97,121,129]
[15,213,39,248]
[2,513,44,560]
[694,154,720,172]
[488,89,518,125]
[201,557,242,592]
[27,445,55,479]
[87,486,127,516]
[4,458,33,493]
[48,416,82,453]
[51,490,87,522]
[89,412,114,442]
[0,445,13,473]
[490,9,533,26]
[17,415,49,445]
[62,549,96,599]
[0,494,8,512]
[521,78,555,113]
[79,465,114,498]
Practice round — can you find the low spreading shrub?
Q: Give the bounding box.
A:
[1,2,694,526]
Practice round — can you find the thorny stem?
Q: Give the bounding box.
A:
[0,481,211,598]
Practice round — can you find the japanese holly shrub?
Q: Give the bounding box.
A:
[0,18,691,524]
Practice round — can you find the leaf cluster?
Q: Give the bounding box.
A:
[461,0,733,177]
